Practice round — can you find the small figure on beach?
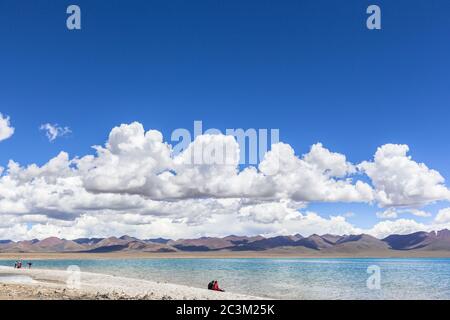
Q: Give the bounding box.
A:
[208,280,225,292]
[14,260,23,269]
[27,262,33,269]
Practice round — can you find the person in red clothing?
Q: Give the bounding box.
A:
[210,280,225,292]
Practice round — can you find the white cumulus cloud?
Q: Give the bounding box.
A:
[376,208,431,220]
[359,144,450,207]
[435,208,450,224]
[0,113,14,142]
[40,123,71,142]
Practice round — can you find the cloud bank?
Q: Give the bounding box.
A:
[0,121,449,240]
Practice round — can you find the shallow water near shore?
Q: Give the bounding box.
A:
[0,274,36,284]
[1,258,450,299]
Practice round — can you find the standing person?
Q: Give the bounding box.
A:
[27,262,32,269]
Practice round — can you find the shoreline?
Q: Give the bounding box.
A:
[0,266,263,300]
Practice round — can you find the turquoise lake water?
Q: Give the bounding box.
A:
[1,258,450,299]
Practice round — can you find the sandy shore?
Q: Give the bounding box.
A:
[0,266,262,300]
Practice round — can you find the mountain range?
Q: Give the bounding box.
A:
[2,229,450,255]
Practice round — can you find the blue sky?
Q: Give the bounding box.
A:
[0,1,450,238]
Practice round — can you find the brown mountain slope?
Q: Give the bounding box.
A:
[0,238,85,253]
[383,230,450,251]
[169,235,263,251]
[323,234,390,254]
[85,236,176,253]
[2,229,450,254]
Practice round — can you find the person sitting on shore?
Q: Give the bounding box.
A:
[208,280,225,292]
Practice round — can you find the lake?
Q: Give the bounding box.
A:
[1,258,449,299]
